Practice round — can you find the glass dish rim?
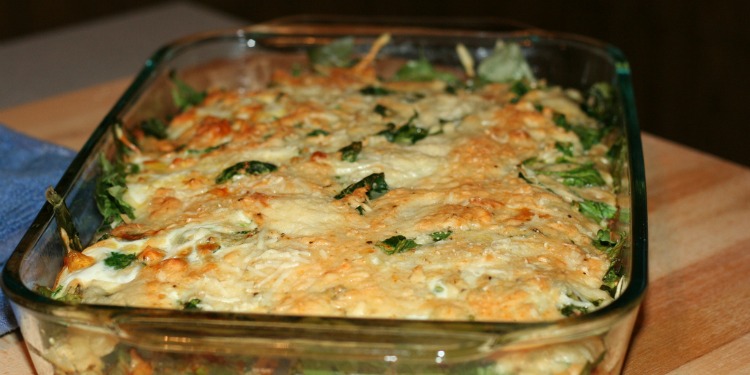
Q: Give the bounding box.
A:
[2,18,648,343]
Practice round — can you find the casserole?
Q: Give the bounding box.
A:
[2,16,647,374]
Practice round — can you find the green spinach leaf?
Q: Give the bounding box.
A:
[430,230,452,242]
[393,57,458,83]
[572,126,604,151]
[306,129,330,137]
[555,142,574,157]
[579,200,617,223]
[552,113,604,150]
[600,260,622,297]
[359,85,394,96]
[36,285,82,304]
[509,80,531,103]
[594,229,624,259]
[140,118,168,140]
[373,103,391,117]
[169,70,206,111]
[183,298,202,310]
[477,42,535,83]
[560,304,589,317]
[334,172,389,200]
[104,252,137,270]
[95,154,135,227]
[377,235,419,255]
[186,143,226,155]
[538,164,606,187]
[583,82,618,126]
[308,36,355,68]
[339,141,363,162]
[377,112,428,144]
[216,160,278,184]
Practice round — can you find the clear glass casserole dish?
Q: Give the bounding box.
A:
[2,16,647,375]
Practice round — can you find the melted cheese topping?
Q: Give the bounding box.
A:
[56,67,618,322]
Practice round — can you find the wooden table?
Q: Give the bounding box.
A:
[1,78,749,375]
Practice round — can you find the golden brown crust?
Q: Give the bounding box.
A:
[56,63,617,322]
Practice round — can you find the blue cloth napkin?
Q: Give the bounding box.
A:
[0,124,76,336]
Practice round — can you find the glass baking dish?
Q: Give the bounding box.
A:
[2,16,647,375]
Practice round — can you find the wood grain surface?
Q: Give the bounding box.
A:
[1,79,749,375]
